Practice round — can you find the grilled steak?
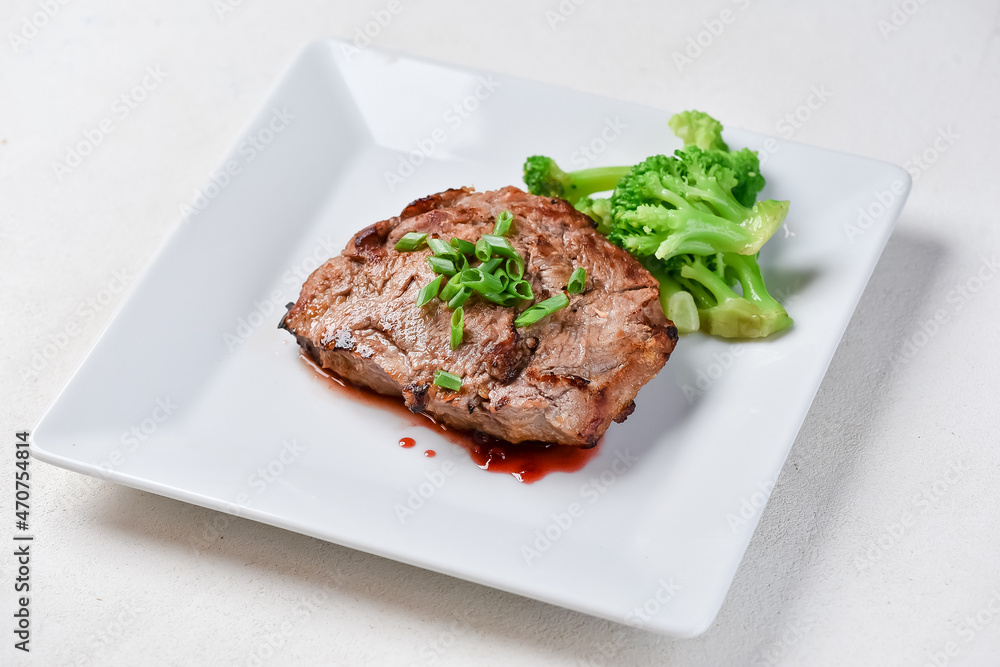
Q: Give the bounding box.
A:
[281,186,677,446]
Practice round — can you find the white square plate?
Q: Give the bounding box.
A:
[33,39,910,637]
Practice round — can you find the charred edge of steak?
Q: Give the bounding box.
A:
[349,223,388,262]
[400,187,471,220]
[612,400,636,424]
[277,302,296,331]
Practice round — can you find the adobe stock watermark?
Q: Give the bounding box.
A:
[623,577,682,627]
[337,0,409,60]
[774,85,833,140]
[394,460,458,524]
[575,577,682,665]
[520,449,638,565]
[244,566,349,667]
[213,0,245,21]
[96,398,179,478]
[920,589,1000,667]
[567,117,629,170]
[406,618,474,667]
[877,0,933,39]
[854,459,966,571]
[544,0,590,31]
[898,254,999,363]
[52,66,168,181]
[725,473,779,533]
[222,235,341,352]
[680,344,747,404]
[18,268,134,381]
[383,76,502,192]
[179,107,295,221]
[749,615,816,667]
[673,0,753,73]
[63,599,145,666]
[187,439,306,555]
[8,0,72,53]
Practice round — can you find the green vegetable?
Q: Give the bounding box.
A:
[428,237,460,262]
[427,256,458,276]
[575,196,613,235]
[475,237,492,262]
[523,110,791,339]
[439,272,463,302]
[450,237,477,256]
[510,280,534,301]
[494,210,513,236]
[459,268,504,294]
[515,293,570,327]
[450,307,464,349]
[448,286,472,309]
[416,275,443,307]
[433,369,462,391]
[523,156,631,205]
[567,267,587,294]
[395,232,428,251]
[667,110,729,152]
[479,235,519,260]
[479,257,503,274]
[505,256,524,281]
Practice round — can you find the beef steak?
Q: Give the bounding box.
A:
[281,186,677,446]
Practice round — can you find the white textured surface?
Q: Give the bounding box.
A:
[2,1,999,665]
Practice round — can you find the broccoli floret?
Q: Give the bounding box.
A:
[523,156,630,205]
[522,111,792,339]
[575,196,613,234]
[671,253,792,338]
[608,152,788,263]
[668,110,729,152]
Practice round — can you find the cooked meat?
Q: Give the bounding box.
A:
[281,186,677,446]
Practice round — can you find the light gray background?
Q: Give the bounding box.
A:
[3,1,999,665]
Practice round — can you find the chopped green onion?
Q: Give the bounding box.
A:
[568,267,587,294]
[475,237,492,262]
[482,291,519,307]
[440,272,463,301]
[515,293,570,327]
[459,268,504,294]
[433,369,463,391]
[450,307,464,349]
[395,232,428,251]
[428,237,459,261]
[493,210,513,236]
[448,286,472,309]
[479,257,503,274]
[416,275,444,306]
[510,279,534,301]
[427,256,457,276]
[505,255,524,280]
[479,234,518,260]
[493,268,510,292]
[450,237,477,256]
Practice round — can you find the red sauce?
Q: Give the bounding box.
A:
[423,450,436,458]
[301,354,601,482]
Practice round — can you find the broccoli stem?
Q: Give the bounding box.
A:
[563,166,632,203]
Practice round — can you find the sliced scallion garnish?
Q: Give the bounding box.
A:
[450,237,477,256]
[427,256,457,276]
[450,307,464,350]
[567,267,587,294]
[493,210,513,236]
[514,293,569,327]
[416,275,443,307]
[433,369,463,391]
[395,232,428,251]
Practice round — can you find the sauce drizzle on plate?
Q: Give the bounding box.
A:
[301,354,600,482]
